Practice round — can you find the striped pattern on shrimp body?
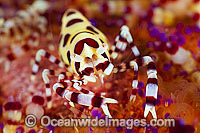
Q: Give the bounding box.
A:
[59,9,111,78]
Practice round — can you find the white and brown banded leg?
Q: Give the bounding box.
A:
[119,26,157,118]
[52,78,92,108]
[56,79,107,110]
[41,69,74,109]
[110,25,141,95]
[56,66,104,96]
[53,82,118,118]
[71,79,94,95]
[109,25,140,60]
[59,79,99,114]
[135,56,158,119]
[55,79,105,97]
[31,49,66,80]
[71,79,107,98]
[113,56,158,118]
